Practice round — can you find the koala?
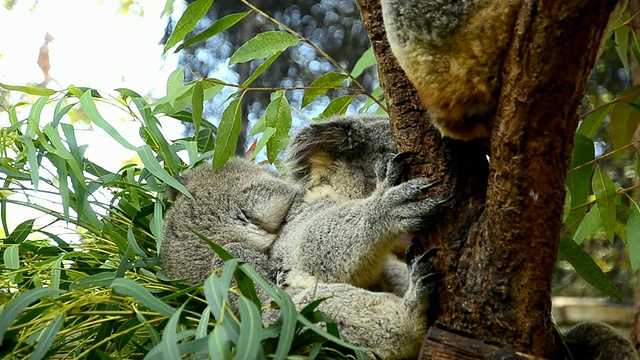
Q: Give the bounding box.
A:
[161,114,445,359]
[380,0,628,141]
[380,0,521,141]
[563,321,638,360]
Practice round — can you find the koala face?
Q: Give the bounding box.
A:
[284,115,396,199]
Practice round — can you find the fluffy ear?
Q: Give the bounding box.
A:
[284,118,366,182]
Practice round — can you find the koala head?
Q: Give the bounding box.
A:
[284,115,396,199]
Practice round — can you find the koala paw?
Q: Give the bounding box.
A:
[378,177,443,232]
[275,263,291,288]
[376,152,412,189]
[406,243,443,299]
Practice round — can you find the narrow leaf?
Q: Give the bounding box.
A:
[137,145,191,199]
[302,72,348,108]
[242,51,283,88]
[161,306,183,360]
[110,278,176,318]
[0,82,55,96]
[163,0,214,53]
[213,98,243,171]
[192,81,204,136]
[265,91,292,163]
[610,99,640,163]
[229,32,299,65]
[628,200,640,271]
[30,314,64,360]
[318,95,354,119]
[592,167,617,242]
[178,12,250,51]
[558,236,621,301]
[578,105,612,139]
[350,47,375,79]
[80,91,137,151]
[6,219,35,244]
[4,244,20,284]
[236,297,262,360]
[573,204,603,245]
[0,288,65,342]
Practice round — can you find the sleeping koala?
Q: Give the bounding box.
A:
[161,114,444,359]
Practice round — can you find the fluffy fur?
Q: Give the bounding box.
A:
[161,115,443,359]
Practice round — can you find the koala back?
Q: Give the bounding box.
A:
[284,115,396,200]
[161,158,301,284]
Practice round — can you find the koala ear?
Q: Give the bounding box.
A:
[284,118,365,182]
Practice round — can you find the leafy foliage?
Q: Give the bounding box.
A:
[2,0,640,358]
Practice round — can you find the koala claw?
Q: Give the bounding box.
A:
[276,263,291,288]
[407,245,443,297]
[419,179,443,193]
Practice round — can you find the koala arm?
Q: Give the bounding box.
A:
[277,176,439,290]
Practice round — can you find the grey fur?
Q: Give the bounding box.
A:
[381,0,477,45]
[161,115,443,359]
[563,321,638,360]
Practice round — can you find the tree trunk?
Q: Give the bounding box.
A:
[356,0,621,357]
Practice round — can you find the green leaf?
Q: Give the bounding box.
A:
[161,306,183,360]
[592,167,617,242]
[163,0,214,53]
[265,91,292,163]
[50,256,62,299]
[236,297,262,360]
[110,278,176,318]
[302,72,349,108]
[610,99,640,163]
[213,98,243,172]
[69,272,116,291]
[192,81,204,136]
[249,127,275,161]
[573,204,603,245]
[80,91,137,151]
[166,68,185,104]
[0,82,56,96]
[350,47,375,79]
[0,288,65,342]
[177,12,250,51]
[564,134,594,233]
[241,51,283,88]
[17,135,40,190]
[209,323,232,359]
[6,218,35,244]
[136,145,191,199]
[196,307,211,339]
[615,24,630,76]
[30,314,64,360]
[3,244,21,284]
[161,0,175,17]
[317,95,354,119]
[151,199,164,255]
[628,200,640,271]
[229,31,299,65]
[558,236,621,301]
[578,106,612,139]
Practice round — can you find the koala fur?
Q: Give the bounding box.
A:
[161,114,444,359]
[563,321,638,360]
[380,0,627,141]
[380,0,521,141]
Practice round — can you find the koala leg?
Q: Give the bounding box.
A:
[268,248,442,360]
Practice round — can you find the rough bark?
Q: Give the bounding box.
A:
[356,0,620,357]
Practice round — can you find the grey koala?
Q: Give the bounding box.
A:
[161,114,444,359]
[563,321,638,360]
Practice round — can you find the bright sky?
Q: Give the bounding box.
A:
[0,0,172,90]
[0,0,182,236]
